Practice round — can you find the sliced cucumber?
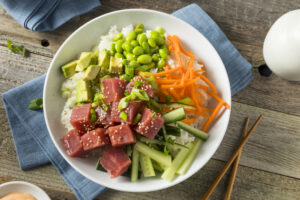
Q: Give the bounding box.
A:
[152,160,164,173]
[135,141,172,167]
[176,121,208,141]
[131,146,140,182]
[161,143,193,181]
[160,103,196,110]
[139,153,156,177]
[177,139,203,175]
[165,125,181,136]
[163,107,186,124]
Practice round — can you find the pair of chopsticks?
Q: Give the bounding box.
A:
[201,115,263,200]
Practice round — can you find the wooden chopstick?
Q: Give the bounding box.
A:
[224,118,250,200]
[201,115,263,200]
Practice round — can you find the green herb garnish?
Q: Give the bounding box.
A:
[90,109,97,123]
[134,80,144,87]
[28,98,43,110]
[151,112,156,119]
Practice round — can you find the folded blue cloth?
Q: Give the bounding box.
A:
[1,3,252,200]
[0,0,101,31]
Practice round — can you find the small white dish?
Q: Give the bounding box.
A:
[0,181,50,200]
[44,9,231,192]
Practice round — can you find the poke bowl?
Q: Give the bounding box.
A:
[43,9,231,192]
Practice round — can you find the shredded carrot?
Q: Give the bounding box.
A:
[181,118,196,124]
[153,34,230,131]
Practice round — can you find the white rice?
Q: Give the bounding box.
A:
[60,25,209,145]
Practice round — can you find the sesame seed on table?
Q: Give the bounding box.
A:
[0,0,300,200]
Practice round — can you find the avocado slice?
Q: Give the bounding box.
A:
[83,65,101,81]
[61,60,77,78]
[75,52,94,72]
[98,50,110,74]
[76,79,92,103]
[109,57,123,74]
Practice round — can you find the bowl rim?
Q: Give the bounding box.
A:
[43,8,231,192]
[0,181,51,199]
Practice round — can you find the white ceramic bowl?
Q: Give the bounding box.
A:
[44,9,231,192]
[0,181,50,200]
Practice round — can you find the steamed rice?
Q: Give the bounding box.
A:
[60,25,209,144]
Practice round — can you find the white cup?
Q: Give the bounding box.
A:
[263,10,300,81]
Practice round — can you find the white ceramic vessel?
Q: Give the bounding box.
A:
[0,181,50,200]
[43,9,231,192]
[263,9,300,81]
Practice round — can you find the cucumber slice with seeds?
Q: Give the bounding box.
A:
[139,153,155,177]
[176,121,208,140]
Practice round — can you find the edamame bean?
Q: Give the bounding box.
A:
[152,53,160,62]
[155,26,165,35]
[126,53,135,61]
[115,53,124,59]
[113,33,123,41]
[156,37,165,45]
[141,41,150,54]
[149,31,160,40]
[123,51,128,57]
[129,60,140,68]
[122,42,133,52]
[135,24,144,34]
[131,40,138,47]
[159,49,168,59]
[115,40,124,53]
[148,38,156,47]
[137,54,152,64]
[137,33,147,46]
[132,46,144,56]
[135,64,150,72]
[126,31,136,41]
[157,59,165,69]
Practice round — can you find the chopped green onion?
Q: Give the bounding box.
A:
[28,98,43,110]
[151,112,156,119]
[131,88,149,101]
[124,90,130,96]
[133,113,142,124]
[134,80,144,87]
[90,109,97,123]
[118,96,130,110]
[120,111,128,121]
[139,72,154,82]
[177,97,193,104]
[7,40,28,57]
[164,95,172,103]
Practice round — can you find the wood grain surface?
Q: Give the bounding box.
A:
[0,0,300,199]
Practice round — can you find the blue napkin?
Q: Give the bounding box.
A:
[0,0,101,31]
[1,3,252,200]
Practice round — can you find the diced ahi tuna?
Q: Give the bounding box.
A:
[81,128,110,151]
[100,147,131,178]
[111,101,144,124]
[107,124,136,147]
[95,106,114,127]
[70,104,93,131]
[126,76,155,98]
[135,108,164,139]
[102,78,126,103]
[63,129,84,157]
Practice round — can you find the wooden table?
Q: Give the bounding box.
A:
[1,0,300,199]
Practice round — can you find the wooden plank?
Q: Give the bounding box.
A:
[0,45,300,179]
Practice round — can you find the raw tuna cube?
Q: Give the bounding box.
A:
[100,147,131,178]
[95,106,114,127]
[135,108,164,139]
[70,104,93,131]
[111,101,144,124]
[126,76,155,98]
[107,124,136,146]
[81,128,110,151]
[102,78,126,103]
[62,129,84,157]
